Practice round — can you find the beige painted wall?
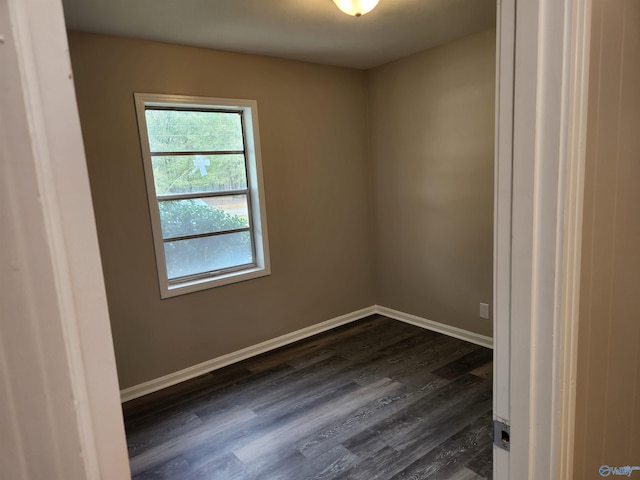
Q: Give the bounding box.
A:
[368,30,495,337]
[69,29,496,389]
[574,1,640,476]
[68,32,375,389]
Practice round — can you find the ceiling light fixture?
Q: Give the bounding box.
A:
[332,0,380,17]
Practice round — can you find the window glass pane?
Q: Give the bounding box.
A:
[159,197,249,239]
[152,155,248,195]
[145,109,244,152]
[164,231,253,280]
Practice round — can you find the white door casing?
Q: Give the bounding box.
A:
[492,0,515,477]
[493,0,591,479]
[0,0,131,478]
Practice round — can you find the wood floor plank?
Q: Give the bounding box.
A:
[311,445,361,480]
[388,411,493,480]
[182,381,361,471]
[332,445,407,480]
[129,407,258,476]
[127,411,204,459]
[124,316,493,480]
[348,334,459,386]
[341,374,483,452]
[432,348,494,380]
[298,375,449,459]
[240,315,407,373]
[233,377,401,465]
[194,355,353,418]
[385,377,491,452]
[124,362,292,431]
[132,455,194,480]
[243,448,319,480]
[124,363,255,422]
[336,425,389,459]
[335,376,491,479]
[372,338,480,389]
[184,452,249,480]
[470,361,493,380]
[464,437,493,478]
[447,467,488,480]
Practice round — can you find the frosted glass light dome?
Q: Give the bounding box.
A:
[332,0,380,17]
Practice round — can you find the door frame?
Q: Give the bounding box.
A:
[493,0,592,478]
[2,0,592,477]
[1,0,131,477]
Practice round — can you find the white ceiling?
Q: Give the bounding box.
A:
[62,0,496,70]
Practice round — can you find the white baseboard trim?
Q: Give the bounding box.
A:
[120,306,376,403]
[120,304,493,402]
[374,305,494,349]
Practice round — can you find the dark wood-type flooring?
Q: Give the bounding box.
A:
[123,315,493,480]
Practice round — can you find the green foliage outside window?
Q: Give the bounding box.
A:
[160,200,252,279]
[144,108,255,280]
[159,200,247,239]
[146,109,248,195]
[146,109,243,152]
[151,155,247,196]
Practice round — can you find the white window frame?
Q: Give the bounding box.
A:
[134,93,270,298]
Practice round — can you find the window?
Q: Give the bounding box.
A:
[134,94,270,298]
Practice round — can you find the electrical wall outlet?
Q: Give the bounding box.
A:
[479,303,490,319]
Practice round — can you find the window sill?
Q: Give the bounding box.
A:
[161,266,271,299]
